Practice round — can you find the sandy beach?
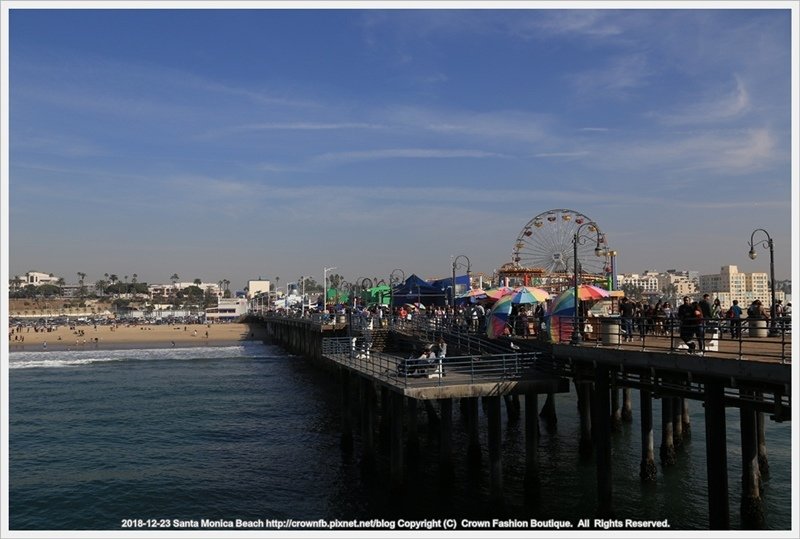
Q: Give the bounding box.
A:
[8,322,268,352]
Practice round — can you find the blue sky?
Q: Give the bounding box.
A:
[5,4,796,290]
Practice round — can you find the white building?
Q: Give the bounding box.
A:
[205,298,248,321]
[616,273,660,294]
[699,265,784,309]
[247,279,271,299]
[148,282,222,299]
[23,271,60,285]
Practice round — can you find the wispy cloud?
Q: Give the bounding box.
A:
[648,76,751,125]
[568,53,652,97]
[312,148,506,164]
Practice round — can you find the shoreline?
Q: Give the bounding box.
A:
[7,322,268,353]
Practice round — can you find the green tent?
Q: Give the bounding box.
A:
[326,287,350,303]
[363,285,391,306]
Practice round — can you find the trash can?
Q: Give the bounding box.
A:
[748,318,768,338]
[600,317,621,345]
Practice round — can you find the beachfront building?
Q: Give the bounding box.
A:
[205,298,248,322]
[22,271,60,285]
[148,282,223,300]
[247,279,271,299]
[698,265,784,308]
[616,272,660,295]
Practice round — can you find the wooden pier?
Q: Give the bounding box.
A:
[253,314,791,529]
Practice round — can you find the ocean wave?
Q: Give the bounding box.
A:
[8,343,281,369]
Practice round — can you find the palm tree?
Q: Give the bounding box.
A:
[193,278,202,286]
[96,280,108,296]
[109,274,119,295]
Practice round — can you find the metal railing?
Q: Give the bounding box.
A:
[321,336,539,389]
[549,315,792,363]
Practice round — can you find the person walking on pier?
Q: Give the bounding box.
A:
[678,296,701,353]
[727,299,743,339]
[619,296,635,342]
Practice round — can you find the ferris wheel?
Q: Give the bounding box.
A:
[511,209,610,276]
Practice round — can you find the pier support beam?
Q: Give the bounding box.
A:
[673,397,684,448]
[593,366,613,517]
[704,380,729,529]
[756,409,769,480]
[360,378,376,468]
[660,397,676,466]
[439,399,454,480]
[739,394,765,529]
[390,392,404,490]
[639,380,657,482]
[577,380,593,458]
[524,392,540,492]
[406,399,419,461]
[539,393,557,431]
[622,387,633,423]
[610,384,622,432]
[504,395,521,422]
[682,398,691,437]
[340,370,353,455]
[466,398,482,468]
[486,395,503,502]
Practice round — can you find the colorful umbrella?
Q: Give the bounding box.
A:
[575,284,610,301]
[546,289,577,343]
[486,297,514,339]
[509,286,550,304]
[457,287,488,299]
[484,286,513,301]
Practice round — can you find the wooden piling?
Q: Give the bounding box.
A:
[756,409,769,479]
[539,392,557,430]
[739,395,765,529]
[466,398,482,468]
[390,392,404,489]
[610,385,622,432]
[660,396,676,466]
[673,397,684,448]
[577,380,593,458]
[524,392,540,491]
[340,370,353,455]
[439,398,454,480]
[704,380,729,529]
[487,395,503,501]
[639,379,657,482]
[682,398,691,437]
[622,387,633,422]
[407,398,419,461]
[593,366,613,517]
[360,378,376,468]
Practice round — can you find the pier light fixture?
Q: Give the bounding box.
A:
[571,222,604,345]
[389,269,405,312]
[747,229,777,336]
[451,255,471,309]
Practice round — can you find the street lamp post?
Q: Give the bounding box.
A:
[323,266,337,312]
[571,222,605,345]
[748,229,777,336]
[451,255,471,309]
[389,269,405,312]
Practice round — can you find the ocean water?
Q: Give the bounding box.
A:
[8,342,792,531]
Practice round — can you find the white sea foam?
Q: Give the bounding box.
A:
[8,343,278,369]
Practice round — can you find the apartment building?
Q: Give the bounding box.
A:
[699,265,784,307]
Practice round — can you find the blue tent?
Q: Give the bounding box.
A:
[429,274,470,304]
[391,274,447,307]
